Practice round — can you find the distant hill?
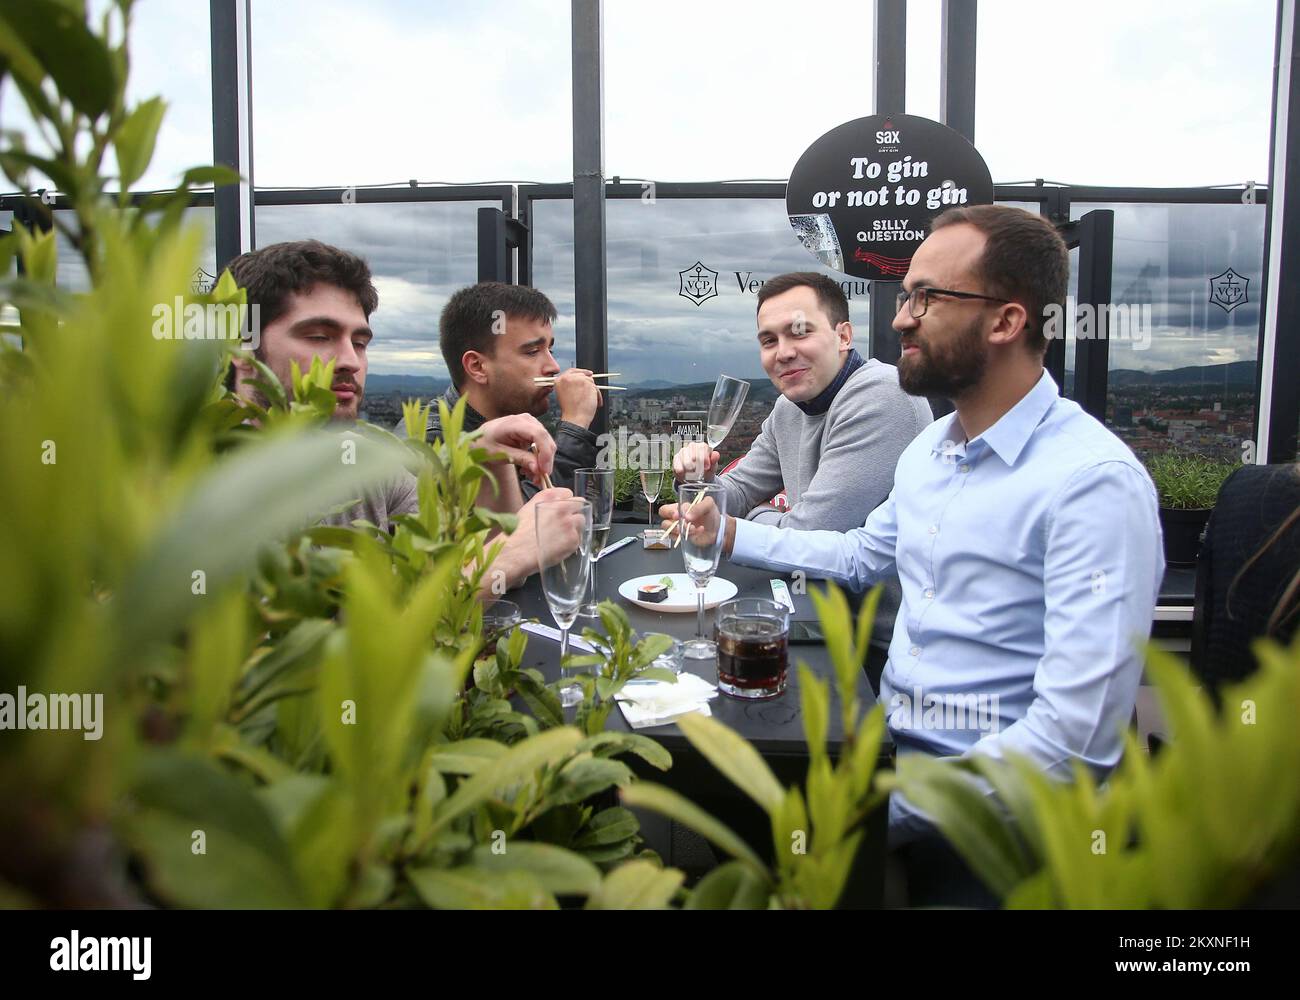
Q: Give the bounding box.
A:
[1107,360,1256,387]
[367,374,450,397]
[626,378,779,404]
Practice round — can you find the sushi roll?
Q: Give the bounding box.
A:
[638,582,669,603]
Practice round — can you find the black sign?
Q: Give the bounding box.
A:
[786,113,994,280]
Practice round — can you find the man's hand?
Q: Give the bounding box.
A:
[658,496,734,555]
[672,441,720,483]
[476,413,556,487]
[553,368,602,428]
[480,486,575,599]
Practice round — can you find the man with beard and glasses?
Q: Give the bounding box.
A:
[667,206,1164,904]
[226,241,575,600]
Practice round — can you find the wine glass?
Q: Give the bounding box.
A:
[677,482,728,660]
[535,498,593,707]
[574,468,614,619]
[638,466,665,538]
[706,374,750,452]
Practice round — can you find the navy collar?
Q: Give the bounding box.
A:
[795,349,865,416]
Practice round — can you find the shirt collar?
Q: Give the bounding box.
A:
[975,369,1059,466]
[794,349,865,416]
[928,369,1059,466]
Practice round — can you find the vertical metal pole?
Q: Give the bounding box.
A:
[940,0,978,144]
[477,208,510,283]
[571,0,609,439]
[1072,210,1115,422]
[210,0,255,270]
[869,0,907,374]
[1256,0,1299,463]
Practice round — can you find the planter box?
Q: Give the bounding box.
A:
[1159,506,1211,567]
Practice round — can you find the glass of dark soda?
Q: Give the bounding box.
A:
[714,598,789,699]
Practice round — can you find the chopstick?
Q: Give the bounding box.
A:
[534,372,621,380]
[665,490,709,547]
[528,442,554,490]
[533,380,627,391]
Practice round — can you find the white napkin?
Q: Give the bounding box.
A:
[615,672,719,730]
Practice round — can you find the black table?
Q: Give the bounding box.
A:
[509,523,888,903]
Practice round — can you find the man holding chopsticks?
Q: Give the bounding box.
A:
[411,282,607,499]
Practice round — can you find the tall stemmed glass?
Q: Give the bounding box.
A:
[574,468,614,619]
[638,466,665,538]
[536,498,593,707]
[678,482,728,660]
[684,375,750,481]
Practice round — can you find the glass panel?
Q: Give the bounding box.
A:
[254,200,491,426]
[532,197,873,483]
[250,1,571,187]
[1070,203,1266,464]
[52,208,216,294]
[976,1,1274,185]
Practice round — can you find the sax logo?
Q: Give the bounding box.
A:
[678,261,719,306]
[1209,268,1249,314]
[190,267,216,295]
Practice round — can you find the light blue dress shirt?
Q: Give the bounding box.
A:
[730,370,1165,843]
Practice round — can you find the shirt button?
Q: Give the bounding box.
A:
[924,588,935,599]
[928,524,938,535]
[909,645,921,657]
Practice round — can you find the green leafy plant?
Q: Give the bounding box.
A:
[622,585,891,909]
[565,601,678,735]
[885,636,1300,908]
[1144,452,1238,510]
[1,2,683,909]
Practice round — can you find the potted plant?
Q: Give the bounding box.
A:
[1144,452,1238,566]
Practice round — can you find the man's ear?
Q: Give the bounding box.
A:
[462,350,491,386]
[837,321,853,352]
[987,303,1030,349]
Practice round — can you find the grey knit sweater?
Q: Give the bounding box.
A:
[717,359,931,647]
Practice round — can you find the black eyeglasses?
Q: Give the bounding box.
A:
[895,286,1010,319]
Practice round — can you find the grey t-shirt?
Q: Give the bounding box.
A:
[319,470,420,533]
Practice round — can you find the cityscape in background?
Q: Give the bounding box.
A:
[364,358,1256,470]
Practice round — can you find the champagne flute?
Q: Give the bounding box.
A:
[638,466,665,538]
[536,498,593,707]
[677,482,728,660]
[705,374,750,452]
[574,468,614,619]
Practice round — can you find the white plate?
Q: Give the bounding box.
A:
[618,573,739,613]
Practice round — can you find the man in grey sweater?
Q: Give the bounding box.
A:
[668,272,931,666]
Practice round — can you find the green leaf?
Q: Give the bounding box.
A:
[124,750,305,908]
[468,842,602,897]
[115,96,166,191]
[620,782,769,877]
[685,860,772,909]
[114,429,413,652]
[426,738,509,775]
[576,731,672,771]
[572,805,640,848]
[1,1,116,118]
[676,712,785,815]
[799,663,829,765]
[180,165,243,189]
[586,860,684,909]
[428,726,583,837]
[408,867,558,910]
[549,758,635,807]
[888,754,1034,900]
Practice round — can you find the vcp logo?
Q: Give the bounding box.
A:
[677,261,718,306]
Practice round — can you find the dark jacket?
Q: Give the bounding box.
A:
[1193,463,1300,691]
[410,385,599,500]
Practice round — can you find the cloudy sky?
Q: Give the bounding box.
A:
[3,0,1278,386]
